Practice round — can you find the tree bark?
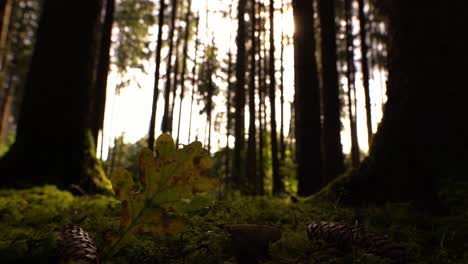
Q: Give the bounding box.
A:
[0,0,102,187]
[269,0,283,195]
[90,0,115,146]
[176,0,193,146]
[344,1,468,210]
[279,0,286,163]
[293,0,322,196]
[233,0,247,185]
[161,0,178,133]
[246,0,257,194]
[148,0,166,150]
[318,0,345,183]
[344,0,360,168]
[357,0,372,144]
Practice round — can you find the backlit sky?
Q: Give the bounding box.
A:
[98,0,387,159]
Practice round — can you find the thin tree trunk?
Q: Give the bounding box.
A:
[257,0,265,195]
[279,0,286,163]
[170,24,183,135]
[148,0,166,150]
[90,0,115,146]
[293,0,322,196]
[318,0,345,183]
[161,0,178,133]
[176,0,193,146]
[188,15,200,143]
[269,0,283,195]
[344,0,360,168]
[247,0,257,193]
[233,0,247,185]
[226,3,233,187]
[357,0,372,144]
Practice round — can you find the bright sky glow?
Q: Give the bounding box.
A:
[97,0,387,160]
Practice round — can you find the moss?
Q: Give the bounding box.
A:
[80,131,114,195]
[0,183,467,263]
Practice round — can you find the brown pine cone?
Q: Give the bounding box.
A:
[57,224,99,264]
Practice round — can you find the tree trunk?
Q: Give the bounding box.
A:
[90,0,115,146]
[170,24,183,135]
[269,0,283,195]
[187,15,200,143]
[318,0,345,184]
[148,0,166,150]
[293,0,322,196]
[161,0,178,133]
[0,0,102,187]
[344,0,360,168]
[246,0,257,194]
[279,0,286,163]
[344,1,468,210]
[357,0,372,144]
[257,0,266,195]
[176,0,193,146]
[233,0,247,185]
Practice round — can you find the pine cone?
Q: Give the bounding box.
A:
[307,221,409,263]
[57,224,99,264]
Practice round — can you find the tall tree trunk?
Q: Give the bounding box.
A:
[0,0,102,187]
[233,0,247,185]
[344,1,468,211]
[90,0,115,146]
[318,0,344,183]
[148,0,166,150]
[170,24,183,134]
[161,0,178,133]
[257,0,265,195]
[293,0,322,196]
[176,0,193,146]
[226,48,232,184]
[247,0,257,194]
[269,0,283,195]
[279,0,286,163]
[187,15,200,143]
[357,0,372,144]
[345,0,360,168]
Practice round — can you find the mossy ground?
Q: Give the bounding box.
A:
[0,179,467,263]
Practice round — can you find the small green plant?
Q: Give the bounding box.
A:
[103,134,219,259]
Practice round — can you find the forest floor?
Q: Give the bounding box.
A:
[0,176,467,263]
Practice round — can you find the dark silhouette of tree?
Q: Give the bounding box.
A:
[318,0,345,183]
[170,22,184,134]
[257,0,266,195]
[279,0,286,164]
[161,0,178,133]
[233,0,247,185]
[90,0,115,147]
[176,0,193,146]
[246,0,257,194]
[343,0,468,211]
[293,0,322,196]
[0,0,102,187]
[148,0,166,150]
[269,0,283,195]
[357,0,372,144]
[188,14,200,143]
[344,0,360,168]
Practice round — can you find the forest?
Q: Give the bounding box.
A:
[0,0,467,263]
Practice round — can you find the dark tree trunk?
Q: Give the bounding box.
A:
[246,0,257,194]
[187,16,200,143]
[161,0,178,133]
[170,24,183,135]
[90,0,115,146]
[318,0,345,184]
[357,0,372,144]
[344,1,468,210]
[0,0,102,187]
[279,0,286,163]
[233,0,247,185]
[344,0,360,168]
[176,0,193,146]
[257,0,266,195]
[293,0,322,196]
[148,0,166,150]
[269,0,283,195]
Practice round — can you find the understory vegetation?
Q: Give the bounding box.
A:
[0,177,467,264]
